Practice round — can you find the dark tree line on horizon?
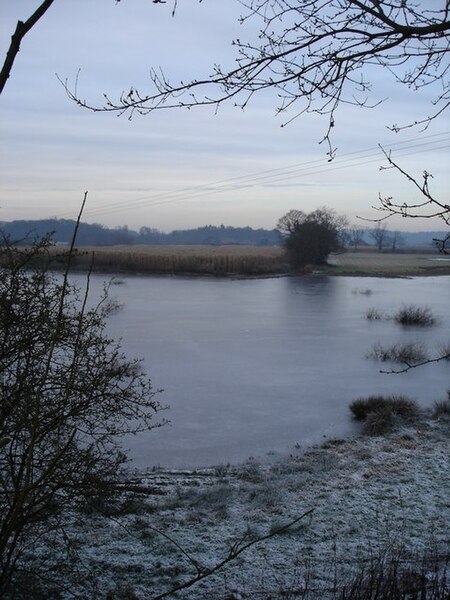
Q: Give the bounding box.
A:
[0,219,282,247]
[1,218,447,250]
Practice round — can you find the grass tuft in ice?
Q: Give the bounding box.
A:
[367,341,427,363]
[350,395,419,436]
[393,304,436,326]
[366,307,384,320]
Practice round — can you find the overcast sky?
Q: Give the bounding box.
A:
[1,0,449,232]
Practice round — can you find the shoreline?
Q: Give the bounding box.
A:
[55,248,450,279]
[64,263,450,280]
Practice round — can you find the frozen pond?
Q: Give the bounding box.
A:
[77,273,450,469]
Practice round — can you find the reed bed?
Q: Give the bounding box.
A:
[14,245,450,277]
[65,245,289,276]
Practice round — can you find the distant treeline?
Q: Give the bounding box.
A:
[0,218,446,248]
[0,219,282,247]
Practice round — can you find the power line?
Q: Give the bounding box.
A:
[56,131,450,220]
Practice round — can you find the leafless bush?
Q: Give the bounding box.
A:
[0,227,165,597]
[394,304,436,326]
[367,342,428,364]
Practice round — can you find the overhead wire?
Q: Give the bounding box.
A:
[56,131,450,220]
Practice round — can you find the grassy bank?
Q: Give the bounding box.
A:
[53,246,450,278]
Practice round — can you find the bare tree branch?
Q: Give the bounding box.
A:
[151,508,315,600]
[0,1,56,95]
[61,0,450,143]
[433,232,450,254]
[368,146,450,232]
[380,351,450,374]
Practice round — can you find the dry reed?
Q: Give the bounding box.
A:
[63,245,289,276]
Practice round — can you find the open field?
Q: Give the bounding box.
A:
[50,245,450,277]
[328,251,450,277]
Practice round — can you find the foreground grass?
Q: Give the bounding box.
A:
[17,413,450,599]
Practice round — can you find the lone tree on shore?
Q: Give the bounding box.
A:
[278,207,347,269]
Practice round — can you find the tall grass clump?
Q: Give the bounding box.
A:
[339,545,449,600]
[432,389,450,418]
[394,304,435,326]
[350,395,419,435]
[367,341,427,364]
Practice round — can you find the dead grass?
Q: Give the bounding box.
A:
[67,245,289,276]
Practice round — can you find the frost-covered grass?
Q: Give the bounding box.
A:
[12,414,449,599]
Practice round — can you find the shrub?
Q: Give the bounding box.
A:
[367,341,427,363]
[394,304,435,326]
[350,395,419,421]
[0,235,165,596]
[350,395,419,435]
